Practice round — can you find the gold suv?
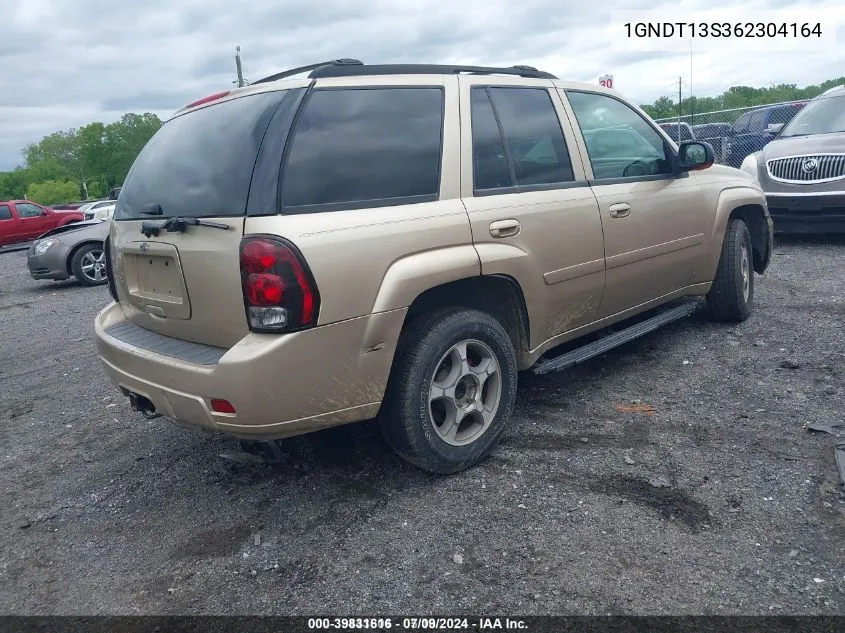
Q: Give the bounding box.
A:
[95,60,773,474]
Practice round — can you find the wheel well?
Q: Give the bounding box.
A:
[729,204,769,273]
[404,275,530,355]
[65,240,103,275]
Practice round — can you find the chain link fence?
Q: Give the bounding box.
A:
[653,100,808,168]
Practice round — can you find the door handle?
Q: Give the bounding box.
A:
[608,203,631,218]
[489,219,521,238]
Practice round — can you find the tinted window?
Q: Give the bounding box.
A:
[662,124,694,141]
[567,91,670,180]
[732,113,751,134]
[116,91,289,219]
[769,105,803,126]
[694,123,730,139]
[470,89,513,191]
[281,88,443,212]
[749,110,766,132]
[0,204,11,220]
[16,203,44,218]
[486,88,574,187]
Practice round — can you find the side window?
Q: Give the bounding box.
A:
[16,203,44,218]
[281,87,443,212]
[486,88,575,187]
[732,113,751,134]
[772,106,800,126]
[470,89,513,190]
[566,91,671,180]
[0,204,11,220]
[749,110,766,133]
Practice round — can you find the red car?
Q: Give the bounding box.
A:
[0,201,84,247]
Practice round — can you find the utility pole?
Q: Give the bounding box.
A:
[235,46,245,88]
[677,76,683,142]
[689,40,694,121]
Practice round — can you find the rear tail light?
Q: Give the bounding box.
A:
[103,235,119,302]
[239,236,320,332]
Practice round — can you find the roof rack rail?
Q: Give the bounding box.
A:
[253,59,363,85]
[308,63,557,80]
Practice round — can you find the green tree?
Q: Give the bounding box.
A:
[641,76,845,121]
[0,169,32,200]
[10,112,163,202]
[104,113,162,187]
[23,130,94,198]
[26,180,80,206]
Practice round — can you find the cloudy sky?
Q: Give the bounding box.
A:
[2,0,843,170]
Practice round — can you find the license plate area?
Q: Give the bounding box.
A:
[122,242,191,320]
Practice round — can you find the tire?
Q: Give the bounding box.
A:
[379,308,518,475]
[706,218,754,322]
[70,243,108,287]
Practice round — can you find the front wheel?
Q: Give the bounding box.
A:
[71,243,108,287]
[379,308,518,474]
[706,218,754,322]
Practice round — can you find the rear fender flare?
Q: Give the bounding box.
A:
[370,245,482,314]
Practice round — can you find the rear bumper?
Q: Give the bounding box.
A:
[94,303,406,439]
[766,193,845,234]
[26,245,71,280]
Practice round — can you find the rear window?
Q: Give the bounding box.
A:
[280,87,444,213]
[115,91,289,219]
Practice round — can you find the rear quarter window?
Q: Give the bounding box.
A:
[0,204,11,220]
[116,91,290,219]
[280,87,444,213]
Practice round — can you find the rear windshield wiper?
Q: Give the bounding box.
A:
[141,216,231,238]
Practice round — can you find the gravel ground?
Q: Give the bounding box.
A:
[0,236,843,616]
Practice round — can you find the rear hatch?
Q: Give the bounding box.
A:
[110,87,298,348]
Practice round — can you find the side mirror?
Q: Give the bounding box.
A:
[677,141,715,171]
[766,122,784,135]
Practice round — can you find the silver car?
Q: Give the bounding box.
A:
[740,85,845,233]
[27,220,110,286]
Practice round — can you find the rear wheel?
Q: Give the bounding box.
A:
[706,218,754,322]
[71,243,108,286]
[379,308,518,474]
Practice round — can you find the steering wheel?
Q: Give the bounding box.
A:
[623,161,650,177]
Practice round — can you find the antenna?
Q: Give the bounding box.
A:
[235,46,245,88]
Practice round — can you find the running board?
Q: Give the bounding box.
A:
[531,302,700,375]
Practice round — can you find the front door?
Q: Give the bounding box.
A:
[15,203,52,240]
[562,89,708,319]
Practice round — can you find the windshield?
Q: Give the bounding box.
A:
[780,94,845,137]
[115,90,289,220]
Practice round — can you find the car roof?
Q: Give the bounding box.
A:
[170,59,616,120]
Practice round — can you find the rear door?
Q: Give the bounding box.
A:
[458,76,605,347]
[110,83,309,348]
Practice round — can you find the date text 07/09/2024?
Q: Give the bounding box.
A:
[307,617,528,630]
